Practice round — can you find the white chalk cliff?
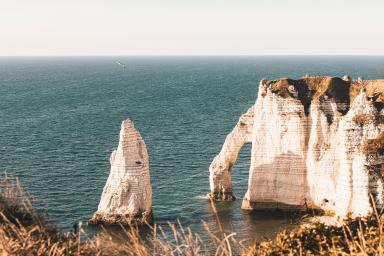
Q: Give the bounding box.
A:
[209,76,384,217]
[89,119,152,224]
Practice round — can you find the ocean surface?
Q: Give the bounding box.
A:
[1,56,384,242]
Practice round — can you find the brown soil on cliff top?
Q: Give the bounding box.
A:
[350,80,384,103]
[270,76,350,101]
[269,76,350,115]
[362,131,384,155]
[269,76,384,114]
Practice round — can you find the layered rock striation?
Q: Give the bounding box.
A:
[89,119,152,225]
[209,76,384,217]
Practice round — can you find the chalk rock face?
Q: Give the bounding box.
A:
[89,119,152,225]
[210,76,384,217]
[208,106,254,200]
[242,79,312,210]
[335,91,383,216]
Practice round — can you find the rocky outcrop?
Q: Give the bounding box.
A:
[89,119,152,225]
[210,76,384,217]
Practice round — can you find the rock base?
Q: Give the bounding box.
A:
[241,198,325,215]
[88,210,153,226]
[207,191,236,201]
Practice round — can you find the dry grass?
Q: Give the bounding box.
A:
[1,173,384,255]
[245,215,384,255]
[0,173,88,255]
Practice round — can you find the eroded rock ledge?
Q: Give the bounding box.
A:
[89,119,152,225]
[209,76,384,217]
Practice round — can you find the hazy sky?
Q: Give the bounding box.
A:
[1,0,383,56]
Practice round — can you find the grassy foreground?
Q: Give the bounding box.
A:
[1,174,384,256]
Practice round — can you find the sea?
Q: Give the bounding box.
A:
[1,56,383,242]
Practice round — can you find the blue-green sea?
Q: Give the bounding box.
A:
[1,56,384,241]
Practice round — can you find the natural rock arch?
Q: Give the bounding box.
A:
[207,106,254,200]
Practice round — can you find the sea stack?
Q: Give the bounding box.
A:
[89,119,152,225]
[209,76,384,217]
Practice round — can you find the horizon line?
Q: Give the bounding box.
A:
[1,54,384,57]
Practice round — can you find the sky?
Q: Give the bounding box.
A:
[0,0,383,56]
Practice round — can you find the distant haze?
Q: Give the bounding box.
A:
[1,0,383,56]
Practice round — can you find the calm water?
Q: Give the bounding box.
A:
[1,56,383,241]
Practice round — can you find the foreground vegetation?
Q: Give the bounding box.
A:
[0,174,383,255]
